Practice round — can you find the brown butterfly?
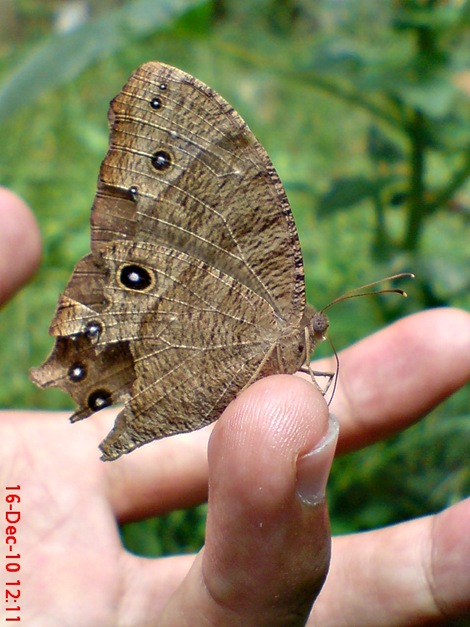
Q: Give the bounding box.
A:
[30,61,333,461]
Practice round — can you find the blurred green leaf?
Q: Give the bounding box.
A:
[121,506,207,557]
[390,74,459,118]
[393,4,467,31]
[0,0,208,123]
[318,175,394,215]
[416,255,470,300]
[303,44,365,75]
[367,125,403,163]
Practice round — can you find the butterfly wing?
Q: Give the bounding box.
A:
[34,240,286,460]
[92,62,306,320]
[99,242,283,460]
[31,62,309,459]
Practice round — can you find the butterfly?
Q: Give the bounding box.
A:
[30,62,330,460]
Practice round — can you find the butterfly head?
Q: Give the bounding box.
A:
[311,310,330,344]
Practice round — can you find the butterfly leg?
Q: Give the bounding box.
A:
[299,326,335,396]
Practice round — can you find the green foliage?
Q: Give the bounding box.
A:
[0,0,209,123]
[0,0,468,557]
[121,506,207,557]
[317,174,395,215]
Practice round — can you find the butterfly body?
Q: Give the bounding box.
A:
[31,62,327,460]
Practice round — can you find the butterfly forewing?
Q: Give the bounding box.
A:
[93,62,306,321]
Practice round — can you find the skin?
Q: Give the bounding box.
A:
[1,187,469,625]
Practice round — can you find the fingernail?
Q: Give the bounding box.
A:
[296,414,339,505]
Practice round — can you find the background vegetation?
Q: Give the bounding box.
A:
[1,0,469,556]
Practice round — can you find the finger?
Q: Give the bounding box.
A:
[324,308,470,453]
[310,497,470,624]
[0,187,41,304]
[158,374,338,625]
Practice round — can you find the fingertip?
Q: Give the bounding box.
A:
[211,374,329,465]
[207,374,331,511]
[0,187,42,303]
[385,308,470,396]
[409,307,470,376]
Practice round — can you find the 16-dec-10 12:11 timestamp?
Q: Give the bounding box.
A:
[4,485,21,622]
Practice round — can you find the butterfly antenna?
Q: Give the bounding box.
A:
[318,273,413,403]
[321,272,414,313]
[324,334,339,406]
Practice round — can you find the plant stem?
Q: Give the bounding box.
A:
[404,109,426,251]
[427,145,470,214]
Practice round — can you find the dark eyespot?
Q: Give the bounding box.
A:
[68,363,87,382]
[159,83,167,91]
[151,150,172,171]
[84,320,103,339]
[129,185,138,196]
[87,389,112,412]
[150,96,162,110]
[119,264,153,291]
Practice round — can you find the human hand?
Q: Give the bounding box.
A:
[1,188,469,625]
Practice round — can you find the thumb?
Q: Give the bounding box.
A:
[0,187,41,305]
[161,374,338,626]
